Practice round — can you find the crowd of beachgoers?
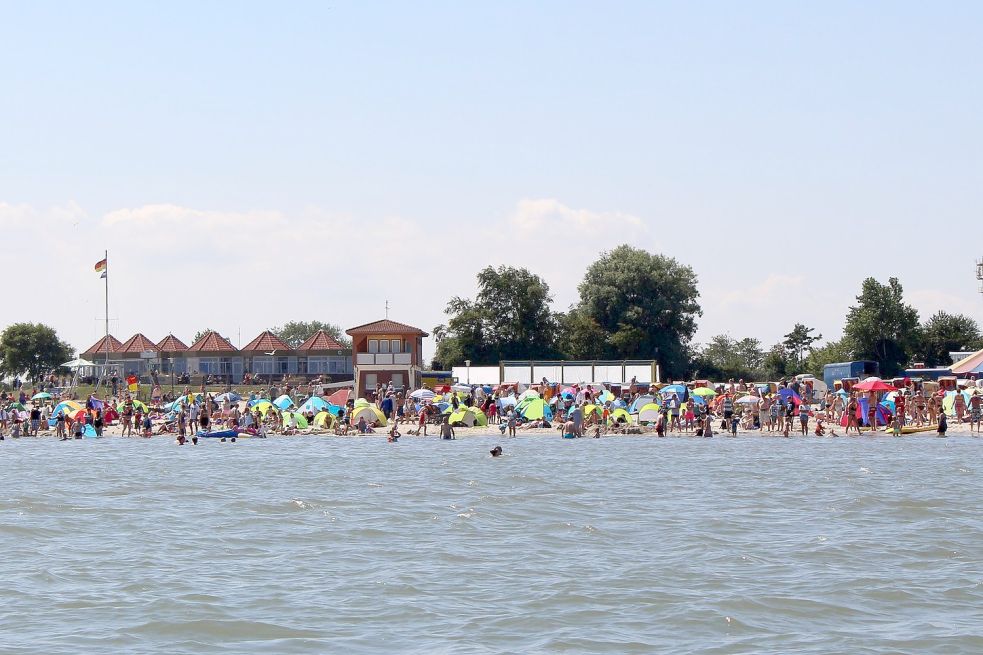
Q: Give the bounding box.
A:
[3,371,983,443]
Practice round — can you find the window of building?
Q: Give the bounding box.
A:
[365,373,378,389]
[391,339,402,353]
[368,339,379,354]
[379,339,390,354]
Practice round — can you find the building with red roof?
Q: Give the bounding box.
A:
[115,333,161,375]
[297,329,352,376]
[81,334,123,361]
[185,331,242,380]
[346,319,427,396]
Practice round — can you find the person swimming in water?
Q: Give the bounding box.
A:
[490,445,502,457]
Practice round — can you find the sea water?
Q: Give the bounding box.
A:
[1,435,981,654]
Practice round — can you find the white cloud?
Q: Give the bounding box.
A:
[510,198,646,234]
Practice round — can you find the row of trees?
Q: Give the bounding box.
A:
[434,251,983,381]
[433,245,703,377]
[693,278,983,380]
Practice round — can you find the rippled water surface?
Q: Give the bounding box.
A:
[1,435,981,654]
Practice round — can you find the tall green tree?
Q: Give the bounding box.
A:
[272,320,351,349]
[782,323,822,371]
[433,266,560,367]
[916,311,983,366]
[843,277,920,376]
[0,323,74,381]
[571,245,701,377]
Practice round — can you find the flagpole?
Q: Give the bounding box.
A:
[104,250,109,384]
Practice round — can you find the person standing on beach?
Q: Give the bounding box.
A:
[953,391,967,424]
[895,392,906,428]
[845,395,859,435]
[668,394,681,433]
[969,391,981,433]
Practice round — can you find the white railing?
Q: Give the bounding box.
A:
[356,353,413,366]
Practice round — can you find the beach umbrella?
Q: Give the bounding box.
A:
[117,400,148,414]
[31,392,52,400]
[60,357,95,369]
[638,403,661,423]
[247,396,269,407]
[692,387,717,398]
[71,409,89,422]
[410,388,435,401]
[281,411,309,429]
[659,384,687,397]
[735,396,759,405]
[7,402,26,411]
[298,396,329,414]
[452,383,472,393]
[313,411,335,428]
[215,392,241,403]
[350,405,387,427]
[853,378,897,392]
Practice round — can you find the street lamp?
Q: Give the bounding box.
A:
[465,359,471,385]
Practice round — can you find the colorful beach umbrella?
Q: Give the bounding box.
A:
[117,400,148,414]
[853,377,897,392]
[31,392,52,400]
[692,387,717,397]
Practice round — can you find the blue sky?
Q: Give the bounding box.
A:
[1,1,981,359]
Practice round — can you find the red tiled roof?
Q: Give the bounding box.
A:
[82,334,123,356]
[298,329,346,352]
[156,334,189,352]
[240,330,292,353]
[118,333,160,354]
[346,319,428,337]
[187,331,237,352]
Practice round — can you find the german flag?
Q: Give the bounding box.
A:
[94,258,107,274]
